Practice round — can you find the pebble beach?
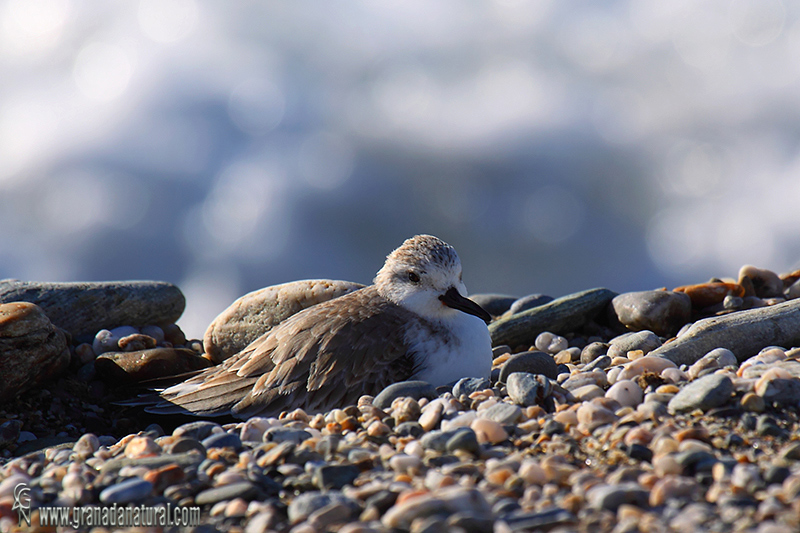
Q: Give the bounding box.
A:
[2,266,800,533]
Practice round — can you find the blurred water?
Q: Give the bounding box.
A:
[1,0,799,338]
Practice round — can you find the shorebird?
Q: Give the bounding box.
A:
[147,234,492,418]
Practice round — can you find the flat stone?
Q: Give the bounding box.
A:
[489,288,617,348]
[100,452,205,474]
[0,279,185,339]
[478,402,522,424]
[174,421,223,440]
[687,348,738,380]
[668,374,734,414]
[312,464,360,490]
[202,432,243,451]
[99,477,154,504]
[0,302,69,402]
[651,298,800,365]
[611,290,691,337]
[264,427,312,445]
[498,351,558,382]
[195,481,258,505]
[587,482,649,511]
[381,487,492,530]
[508,293,554,315]
[445,427,481,455]
[503,509,577,530]
[204,279,364,363]
[94,348,212,383]
[469,294,518,316]
[374,380,437,409]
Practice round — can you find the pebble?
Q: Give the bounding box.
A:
[202,431,243,451]
[617,356,677,381]
[668,374,734,414]
[534,331,568,354]
[195,482,258,505]
[674,281,745,309]
[470,418,508,444]
[0,302,70,401]
[478,402,522,424]
[587,482,649,511]
[99,477,154,504]
[739,265,784,298]
[288,492,360,524]
[610,290,691,337]
[174,420,223,440]
[506,372,550,406]
[452,376,491,398]
[605,380,643,407]
[607,330,662,359]
[498,351,558,381]
[374,380,437,409]
[687,348,737,380]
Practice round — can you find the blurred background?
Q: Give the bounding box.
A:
[1,0,799,338]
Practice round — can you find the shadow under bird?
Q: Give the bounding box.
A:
[145,234,492,419]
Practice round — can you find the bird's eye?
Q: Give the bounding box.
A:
[407,271,421,283]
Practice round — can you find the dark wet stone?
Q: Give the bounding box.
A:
[420,430,450,452]
[675,450,718,475]
[448,512,496,532]
[508,294,554,315]
[264,427,311,445]
[764,465,791,485]
[0,420,22,449]
[626,443,653,462]
[445,428,480,455]
[312,464,360,490]
[0,279,185,339]
[366,490,399,514]
[668,374,733,414]
[95,348,212,384]
[374,380,437,409]
[587,482,649,511]
[498,351,558,381]
[99,477,154,504]
[173,421,222,440]
[469,294,518,316]
[756,415,788,438]
[453,377,492,398]
[195,481,258,505]
[202,432,242,451]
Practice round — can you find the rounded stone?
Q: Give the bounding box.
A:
[374,380,437,409]
[508,294,554,315]
[605,380,644,407]
[99,478,154,504]
[452,377,491,398]
[195,482,258,505]
[668,374,734,414]
[506,372,551,407]
[581,342,610,365]
[498,351,558,382]
[202,432,243,451]
[470,294,519,316]
[607,331,662,359]
[612,290,692,337]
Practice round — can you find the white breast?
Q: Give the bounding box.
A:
[407,313,492,387]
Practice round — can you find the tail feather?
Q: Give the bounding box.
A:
[144,374,259,417]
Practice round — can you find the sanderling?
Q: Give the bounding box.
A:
[147,234,492,418]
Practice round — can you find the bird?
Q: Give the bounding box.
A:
[145,234,492,419]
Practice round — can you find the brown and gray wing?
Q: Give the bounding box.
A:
[231,289,419,418]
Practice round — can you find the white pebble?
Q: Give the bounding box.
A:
[605,380,643,407]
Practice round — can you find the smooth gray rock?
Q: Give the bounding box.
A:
[668,374,734,414]
[498,351,558,382]
[506,372,550,406]
[202,432,243,451]
[507,293,554,315]
[312,464,360,490]
[0,279,185,339]
[608,330,662,358]
[374,380,437,409]
[479,402,522,424]
[264,427,312,445]
[173,420,222,440]
[580,342,610,365]
[445,428,480,455]
[587,482,649,511]
[651,298,800,365]
[469,294,518,316]
[99,452,205,474]
[195,481,258,505]
[758,378,800,406]
[204,279,364,363]
[288,491,360,524]
[99,478,154,504]
[489,288,617,348]
[610,290,691,337]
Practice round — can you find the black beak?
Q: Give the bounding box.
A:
[439,287,492,324]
